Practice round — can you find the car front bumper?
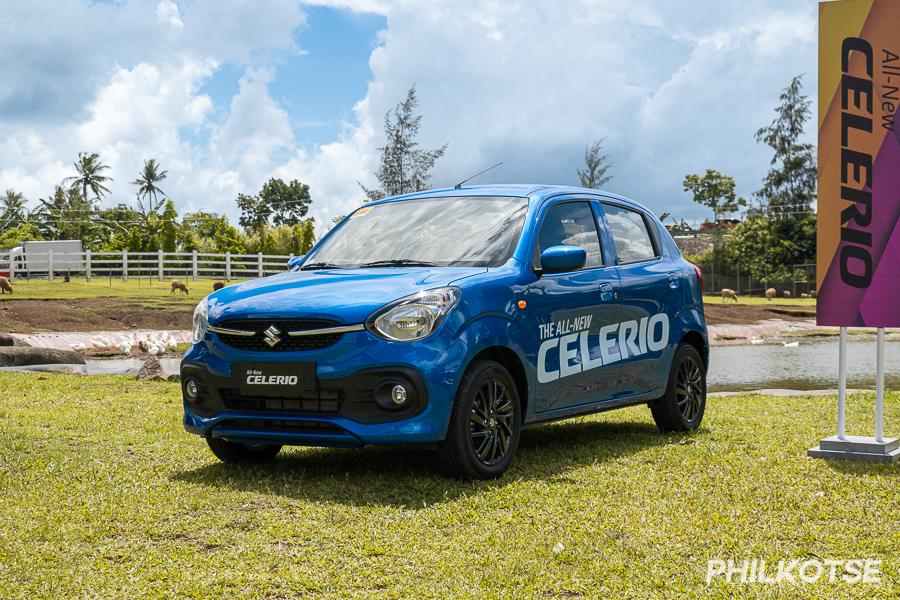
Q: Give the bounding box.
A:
[180,326,467,447]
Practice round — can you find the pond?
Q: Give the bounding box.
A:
[708,339,900,392]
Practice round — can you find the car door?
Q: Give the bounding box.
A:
[524,198,623,413]
[601,202,680,398]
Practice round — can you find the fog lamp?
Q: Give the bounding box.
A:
[391,384,408,406]
[185,378,200,401]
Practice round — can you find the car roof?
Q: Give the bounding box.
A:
[370,184,651,214]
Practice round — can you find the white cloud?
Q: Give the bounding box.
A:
[294,0,817,225]
[0,0,818,233]
[211,68,294,176]
[156,0,184,30]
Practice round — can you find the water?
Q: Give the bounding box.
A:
[708,339,900,392]
[2,341,898,393]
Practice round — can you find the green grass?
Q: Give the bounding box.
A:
[0,278,238,302]
[703,294,817,306]
[0,373,897,598]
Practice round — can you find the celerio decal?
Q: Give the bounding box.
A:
[537,313,669,383]
[245,369,297,386]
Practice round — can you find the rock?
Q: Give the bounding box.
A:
[0,347,85,367]
[0,333,30,347]
[137,356,166,381]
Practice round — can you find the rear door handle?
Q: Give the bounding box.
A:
[668,272,680,289]
[599,282,615,301]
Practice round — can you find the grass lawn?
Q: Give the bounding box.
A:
[702,294,817,307]
[0,278,240,302]
[0,373,897,597]
[5,281,817,309]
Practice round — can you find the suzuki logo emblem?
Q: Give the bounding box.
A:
[262,325,282,348]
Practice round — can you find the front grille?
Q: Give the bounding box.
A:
[214,319,344,352]
[222,419,343,435]
[219,388,340,413]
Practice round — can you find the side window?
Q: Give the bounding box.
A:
[602,204,658,263]
[538,202,603,268]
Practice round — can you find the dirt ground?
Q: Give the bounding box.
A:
[702,302,815,325]
[0,297,813,333]
[0,298,192,333]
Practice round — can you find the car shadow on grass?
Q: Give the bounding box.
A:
[170,419,692,508]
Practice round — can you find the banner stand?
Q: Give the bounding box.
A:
[808,327,899,463]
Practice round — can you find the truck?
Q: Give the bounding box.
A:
[181,185,709,479]
[1,240,84,278]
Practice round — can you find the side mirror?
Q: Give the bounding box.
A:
[540,245,586,273]
[287,255,305,270]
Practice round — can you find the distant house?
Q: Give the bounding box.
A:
[699,218,740,231]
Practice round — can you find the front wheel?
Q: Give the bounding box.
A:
[439,360,521,480]
[649,343,706,432]
[206,438,282,464]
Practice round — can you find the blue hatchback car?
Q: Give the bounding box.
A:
[181,185,708,479]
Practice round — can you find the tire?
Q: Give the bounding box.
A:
[649,343,706,432]
[206,438,282,464]
[439,360,522,480]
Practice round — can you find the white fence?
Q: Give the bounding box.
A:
[0,250,294,282]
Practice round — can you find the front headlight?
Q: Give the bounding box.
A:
[192,298,208,343]
[369,287,460,341]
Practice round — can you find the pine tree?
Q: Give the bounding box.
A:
[361,85,447,200]
[577,140,614,189]
[754,75,817,217]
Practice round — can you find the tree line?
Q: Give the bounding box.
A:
[680,75,817,283]
[0,154,316,256]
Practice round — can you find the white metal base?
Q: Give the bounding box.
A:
[808,435,900,464]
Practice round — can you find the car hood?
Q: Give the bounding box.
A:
[207,267,486,324]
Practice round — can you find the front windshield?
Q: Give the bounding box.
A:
[304,196,528,268]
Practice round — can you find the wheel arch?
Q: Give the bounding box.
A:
[679,330,709,372]
[465,345,530,417]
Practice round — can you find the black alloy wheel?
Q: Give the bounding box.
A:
[649,343,706,432]
[469,378,516,466]
[675,353,704,423]
[439,360,522,479]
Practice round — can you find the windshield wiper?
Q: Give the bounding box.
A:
[299,262,345,271]
[357,259,439,268]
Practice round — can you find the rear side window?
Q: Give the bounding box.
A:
[538,202,603,268]
[602,204,658,263]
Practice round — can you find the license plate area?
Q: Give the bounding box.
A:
[235,363,316,397]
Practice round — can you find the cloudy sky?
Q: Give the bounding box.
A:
[0,0,817,230]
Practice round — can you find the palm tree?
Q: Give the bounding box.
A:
[131,158,168,213]
[64,152,112,205]
[0,189,28,229]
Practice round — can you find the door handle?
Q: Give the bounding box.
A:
[668,272,680,289]
[599,282,615,301]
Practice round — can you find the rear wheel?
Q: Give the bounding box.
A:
[650,343,706,432]
[439,360,521,480]
[206,438,282,464]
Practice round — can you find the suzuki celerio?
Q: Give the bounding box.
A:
[181,185,708,479]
